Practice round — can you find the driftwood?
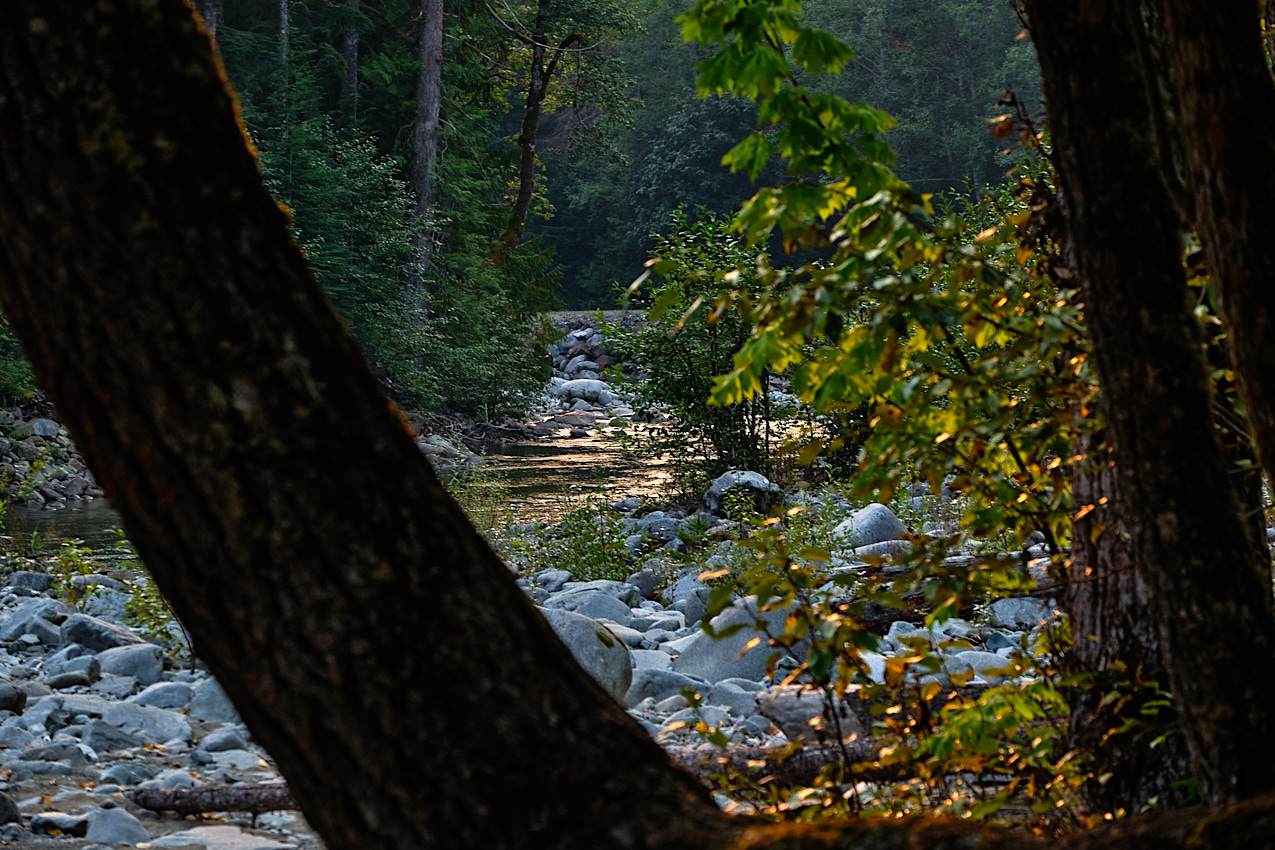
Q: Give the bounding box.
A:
[130,782,297,824]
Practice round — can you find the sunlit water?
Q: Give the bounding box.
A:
[0,431,667,545]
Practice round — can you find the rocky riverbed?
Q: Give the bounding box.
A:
[0,472,1060,849]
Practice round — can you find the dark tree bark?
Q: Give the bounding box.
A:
[408,0,444,296]
[1157,0,1275,490]
[0,4,725,848]
[338,0,360,126]
[1066,433,1191,813]
[1024,0,1275,806]
[489,0,581,267]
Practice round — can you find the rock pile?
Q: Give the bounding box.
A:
[0,571,319,849]
[515,483,1064,758]
[0,412,104,511]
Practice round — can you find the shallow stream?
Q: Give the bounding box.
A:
[0,431,668,547]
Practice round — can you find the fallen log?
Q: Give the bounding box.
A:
[130,782,297,824]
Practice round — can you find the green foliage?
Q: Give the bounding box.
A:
[609,209,788,488]
[540,0,1040,306]
[0,320,35,401]
[495,493,640,583]
[695,503,1097,829]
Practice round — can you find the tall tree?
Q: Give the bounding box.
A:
[488,0,634,266]
[410,0,444,289]
[1022,0,1275,805]
[1156,0,1275,488]
[195,0,223,38]
[338,0,360,125]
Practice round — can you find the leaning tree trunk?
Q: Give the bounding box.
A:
[0,4,728,848]
[1157,0,1275,490]
[1025,0,1275,807]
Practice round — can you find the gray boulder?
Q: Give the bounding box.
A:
[703,470,780,515]
[30,812,87,837]
[539,608,632,703]
[82,718,144,754]
[0,679,25,714]
[188,678,238,723]
[755,685,865,743]
[102,703,192,743]
[543,589,633,627]
[8,571,52,593]
[0,792,18,825]
[198,726,248,753]
[129,681,193,709]
[946,650,1017,683]
[98,762,152,786]
[0,597,71,642]
[557,579,643,608]
[59,613,146,651]
[672,598,803,684]
[622,669,709,709]
[986,597,1055,629]
[96,643,163,686]
[85,805,149,845]
[832,503,905,548]
[30,418,58,439]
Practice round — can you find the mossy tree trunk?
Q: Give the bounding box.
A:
[1024,0,1275,806]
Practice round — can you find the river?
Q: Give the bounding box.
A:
[1,430,668,547]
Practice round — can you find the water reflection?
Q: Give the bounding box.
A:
[2,500,124,550]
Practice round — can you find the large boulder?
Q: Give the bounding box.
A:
[539,608,632,703]
[703,470,780,515]
[986,597,1056,629]
[59,613,146,652]
[551,379,615,407]
[622,669,709,708]
[0,598,72,643]
[96,643,163,686]
[672,598,805,684]
[756,685,865,743]
[543,588,634,627]
[832,503,905,549]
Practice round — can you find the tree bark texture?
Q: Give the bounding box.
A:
[1157,0,1275,491]
[409,0,444,291]
[338,0,360,126]
[1066,433,1191,813]
[0,4,727,849]
[1024,0,1275,806]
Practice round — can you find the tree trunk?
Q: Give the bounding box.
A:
[1066,433,1192,814]
[1025,0,1275,806]
[338,0,360,126]
[194,0,222,39]
[0,4,726,848]
[279,0,289,65]
[490,0,550,268]
[408,0,444,297]
[1158,0,1275,490]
